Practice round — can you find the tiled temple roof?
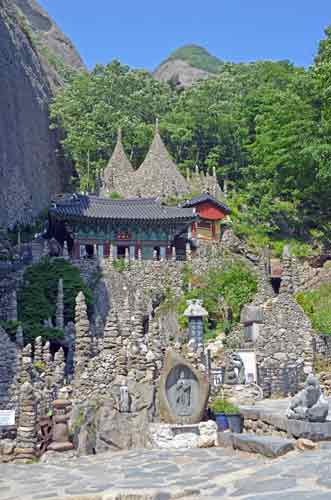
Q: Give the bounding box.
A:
[50,195,196,222]
[181,192,231,214]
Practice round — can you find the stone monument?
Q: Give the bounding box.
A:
[287,374,329,423]
[159,350,210,425]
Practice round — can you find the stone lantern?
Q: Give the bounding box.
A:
[184,299,208,350]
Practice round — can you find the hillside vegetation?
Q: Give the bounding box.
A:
[51,28,331,254]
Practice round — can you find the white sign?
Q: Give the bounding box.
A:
[237,351,257,384]
[211,368,224,387]
[0,410,15,427]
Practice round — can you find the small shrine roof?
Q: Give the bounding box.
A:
[50,195,196,222]
[181,192,231,214]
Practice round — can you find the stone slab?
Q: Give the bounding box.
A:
[231,433,295,458]
[240,404,331,441]
[217,432,234,449]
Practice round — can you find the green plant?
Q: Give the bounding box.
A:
[18,257,93,344]
[210,398,240,415]
[314,355,331,373]
[177,259,257,340]
[33,361,46,373]
[112,259,128,272]
[0,320,21,340]
[296,284,331,334]
[108,192,123,200]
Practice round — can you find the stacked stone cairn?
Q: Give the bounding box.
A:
[74,292,91,379]
[279,245,294,295]
[104,310,126,376]
[53,348,65,392]
[34,336,43,365]
[56,278,64,330]
[15,381,37,462]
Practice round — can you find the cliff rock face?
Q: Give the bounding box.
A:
[0,0,84,226]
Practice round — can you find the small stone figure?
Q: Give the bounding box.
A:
[176,371,192,415]
[287,374,329,422]
[224,353,246,385]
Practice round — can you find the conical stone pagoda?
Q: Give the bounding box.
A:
[100,121,225,201]
[100,129,136,198]
[134,120,190,198]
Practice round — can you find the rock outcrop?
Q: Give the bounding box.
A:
[0,0,84,226]
[154,59,210,88]
[154,45,222,88]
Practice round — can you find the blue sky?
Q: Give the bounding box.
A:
[38,0,331,70]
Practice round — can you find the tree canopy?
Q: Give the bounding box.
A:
[51,29,331,252]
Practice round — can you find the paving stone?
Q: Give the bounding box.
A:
[245,493,331,500]
[231,477,297,496]
[206,488,227,497]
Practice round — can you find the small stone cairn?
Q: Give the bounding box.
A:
[74,292,91,379]
[15,381,37,462]
[56,278,64,330]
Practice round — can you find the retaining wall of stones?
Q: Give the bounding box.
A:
[313,335,331,363]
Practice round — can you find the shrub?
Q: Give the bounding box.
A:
[210,398,240,415]
[296,283,331,334]
[112,259,128,272]
[178,260,257,340]
[0,320,21,340]
[18,258,93,344]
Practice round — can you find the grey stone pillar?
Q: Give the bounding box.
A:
[184,299,208,351]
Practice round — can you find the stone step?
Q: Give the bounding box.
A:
[218,432,295,458]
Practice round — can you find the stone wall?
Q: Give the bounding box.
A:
[0,327,18,410]
[313,334,331,363]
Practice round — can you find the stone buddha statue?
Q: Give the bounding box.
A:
[287,374,329,422]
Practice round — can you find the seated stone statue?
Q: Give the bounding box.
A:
[287,374,329,422]
[224,353,246,385]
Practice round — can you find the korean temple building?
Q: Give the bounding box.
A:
[49,195,197,260]
[182,193,231,242]
[48,122,230,260]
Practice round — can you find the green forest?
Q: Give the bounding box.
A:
[50,27,331,256]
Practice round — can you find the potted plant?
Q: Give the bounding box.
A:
[210,398,243,433]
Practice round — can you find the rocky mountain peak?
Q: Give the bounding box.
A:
[154,44,223,88]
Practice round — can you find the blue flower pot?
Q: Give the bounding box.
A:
[228,414,243,433]
[215,413,229,432]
